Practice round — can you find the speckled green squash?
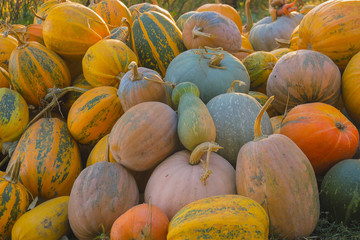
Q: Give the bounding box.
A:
[8,118,82,200]
[176,11,197,31]
[67,86,124,146]
[167,194,269,240]
[129,2,175,23]
[172,82,216,151]
[131,11,186,77]
[0,88,29,152]
[165,48,250,104]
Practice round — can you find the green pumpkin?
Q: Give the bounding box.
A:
[206,92,273,166]
[165,48,250,104]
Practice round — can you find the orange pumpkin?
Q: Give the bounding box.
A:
[289,25,299,50]
[0,33,17,70]
[281,102,359,175]
[0,66,10,88]
[33,0,67,25]
[110,203,169,240]
[24,24,44,45]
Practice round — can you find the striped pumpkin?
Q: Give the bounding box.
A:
[167,195,269,239]
[33,0,67,25]
[131,11,186,77]
[82,39,138,87]
[129,2,175,23]
[0,66,10,88]
[9,41,71,107]
[0,33,17,71]
[8,118,82,200]
[298,0,360,70]
[89,0,132,30]
[0,88,29,152]
[67,86,124,146]
[43,3,110,60]
[0,158,30,239]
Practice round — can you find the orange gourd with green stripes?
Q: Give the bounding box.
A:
[86,134,116,167]
[8,118,82,200]
[9,40,71,107]
[129,2,175,23]
[0,158,30,239]
[131,11,186,77]
[0,33,17,70]
[33,0,67,25]
[67,86,124,146]
[0,67,10,88]
[0,88,29,152]
[167,195,269,240]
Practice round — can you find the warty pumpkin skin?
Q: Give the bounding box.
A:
[89,0,132,30]
[297,0,360,70]
[131,11,186,77]
[182,11,242,53]
[82,39,138,88]
[0,158,30,239]
[0,33,17,71]
[280,102,359,176]
[0,88,29,152]
[118,61,170,112]
[11,196,70,240]
[167,195,269,240]
[249,12,303,51]
[8,118,82,200]
[9,40,71,107]
[144,144,236,220]
[196,3,243,33]
[67,86,124,146]
[109,101,179,171]
[68,161,139,240]
[266,50,341,114]
[342,51,360,127]
[236,97,320,239]
[129,2,175,23]
[0,66,10,88]
[110,203,169,240]
[42,3,110,60]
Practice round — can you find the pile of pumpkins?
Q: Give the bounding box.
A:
[1,0,360,239]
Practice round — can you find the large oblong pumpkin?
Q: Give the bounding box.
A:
[109,101,179,171]
[266,50,341,114]
[131,11,186,77]
[236,97,320,239]
[67,86,124,146]
[280,102,359,175]
[297,0,360,70]
[8,118,82,200]
[167,195,269,240]
[42,2,110,60]
[32,0,67,25]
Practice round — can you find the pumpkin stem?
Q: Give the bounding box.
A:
[208,53,227,69]
[30,6,46,21]
[192,26,214,39]
[152,0,158,5]
[128,61,143,81]
[262,62,276,71]
[226,80,246,93]
[189,142,223,185]
[104,18,131,41]
[143,76,176,89]
[3,155,22,184]
[275,38,290,48]
[89,0,95,7]
[335,122,346,131]
[137,202,153,240]
[215,0,221,3]
[8,30,27,48]
[0,155,9,169]
[242,0,253,33]
[254,96,274,139]
[1,140,18,157]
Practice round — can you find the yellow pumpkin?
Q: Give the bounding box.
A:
[86,134,116,167]
[0,33,17,70]
[0,66,10,88]
[270,48,293,59]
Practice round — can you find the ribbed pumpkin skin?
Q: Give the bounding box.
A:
[9,118,82,200]
[280,103,359,175]
[298,0,360,70]
[68,161,139,240]
[9,41,71,106]
[11,196,70,240]
[68,86,124,146]
[82,39,138,87]
[167,195,269,240]
[33,0,65,25]
[342,51,360,126]
[144,150,236,220]
[109,101,179,171]
[0,88,29,151]
[249,12,303,51]
[243,51,277,94]
[86,134,116,167]
[110,203,169,240]
[165,49,250,104]
[89,0,132,30]
[24,24,44,45]
[266,50,341,114]
[129,2,175,22]
[118,66,169,111]
[43,3,110,60]
[176,11,197,32]
[0,33,17,70]
[131,11,186,77]
[0,66,10,88]
[270,48,293,59]
[183,11,242,53]
[206,93,273,166]
[196,3,242,32]
[0,169,29,239]
[289,25,299,50]
[236,134,320,239]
